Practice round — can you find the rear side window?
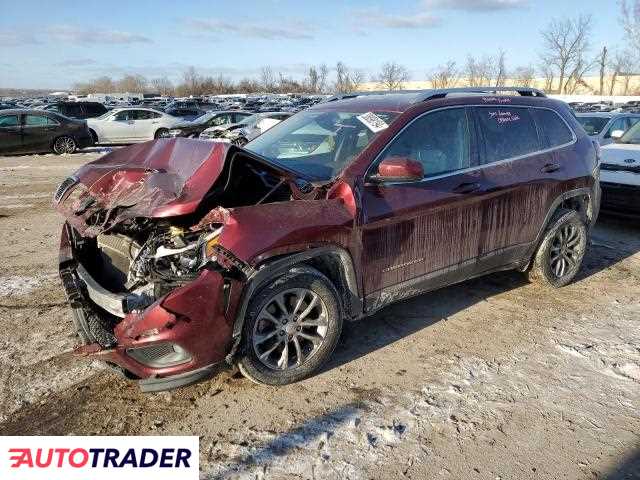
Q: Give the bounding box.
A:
[476,107,540,164]
[0,115,19,127]
[382,107,471,178]
[25,114,58,126]
[533,109,574,147]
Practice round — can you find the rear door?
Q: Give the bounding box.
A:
[0,114,23,154]
[474,106,574,268]
[360,107,488,308]
[22,113,61,153]
[132,110,162,140]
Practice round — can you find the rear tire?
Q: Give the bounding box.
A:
[154,128,169,139]
[89,129,98,144]
[526,208,587,288]
[53,136,77,154]
[237,267,343,385]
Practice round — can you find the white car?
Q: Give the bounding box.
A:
[87,108,181,144]
[600,122,640,215]
[576,112,640,146]
[199,112,292,146]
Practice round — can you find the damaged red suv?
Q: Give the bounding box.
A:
[55,87,600,391]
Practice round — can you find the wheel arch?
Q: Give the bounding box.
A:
[523,187,596,270]
[226,246,362,363]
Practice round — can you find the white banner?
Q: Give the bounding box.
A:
[0,436,199,480]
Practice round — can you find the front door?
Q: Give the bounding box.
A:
[109,110,137,142]
[360,106,488,311]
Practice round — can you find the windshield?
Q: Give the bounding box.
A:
[577,116,610,136]
[620,122,640,144]
[245,110,399,180]
[192,111,215,124]
[239,114,260,127]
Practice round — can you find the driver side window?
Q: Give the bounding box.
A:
[382,108,471,178]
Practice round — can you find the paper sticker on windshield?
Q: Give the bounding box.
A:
[357,112,389,133]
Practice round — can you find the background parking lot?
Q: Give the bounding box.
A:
[0,151,638,479]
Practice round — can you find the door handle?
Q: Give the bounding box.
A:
[453,182,482,194]
[541,162,561,173]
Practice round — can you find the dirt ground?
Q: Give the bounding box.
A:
[0,150,638,480]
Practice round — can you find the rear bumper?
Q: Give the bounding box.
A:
[59,224,235,391]
[75,130,95,149]
[600,181,640,216]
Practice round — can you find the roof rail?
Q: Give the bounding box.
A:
[324,90,426,102]
[323,86,546,103]
[414,87,546,102]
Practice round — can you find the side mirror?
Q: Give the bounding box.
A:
[372,156,424,183]
[610,130,625,141]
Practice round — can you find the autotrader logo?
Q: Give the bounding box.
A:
[1,436,198,480]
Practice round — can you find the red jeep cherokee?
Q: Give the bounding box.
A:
[55,87,600,391]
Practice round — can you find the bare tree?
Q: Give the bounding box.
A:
[373,61,410,90]
[540,15,593,93]
[597,46,609,95]
[513,66,536,87]
[92,76,116,93]
[259,66,276,92]
[150,76,174,96]
[317,64,329,93]
[464,55,494,87]
[565,55,597,94]
[539,63,556,92]
[180,67,201,95]
[117,74,147,93]
[429,60,458,88]
[236,78,261,93]
[494,50,508,87]
[622,0,640,50]
[334,62,364,93]
[305,66,320,93]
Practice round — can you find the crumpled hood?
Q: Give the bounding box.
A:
[54,138,231,236]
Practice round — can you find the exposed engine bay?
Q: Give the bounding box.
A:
[58,141,323,319]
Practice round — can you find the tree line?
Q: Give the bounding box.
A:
[73,2,640,97]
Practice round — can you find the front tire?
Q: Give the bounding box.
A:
[154,128,169,139]
[238,267,343,385]
[526,209,587,288]
[53,136,77,154]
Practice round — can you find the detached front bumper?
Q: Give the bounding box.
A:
[59,224,236,392]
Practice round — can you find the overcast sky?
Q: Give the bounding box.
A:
[0,0,626,89]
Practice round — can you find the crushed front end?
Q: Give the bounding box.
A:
[58,217,248,392]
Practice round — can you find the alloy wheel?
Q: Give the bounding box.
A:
[54,136,76,154]
[252,288,328,370]
[549,224,583,278]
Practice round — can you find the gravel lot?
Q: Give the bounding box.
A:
[0,150,638,480]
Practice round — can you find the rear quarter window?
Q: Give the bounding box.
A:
[533,109,575,148]
[476,106,540,163]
